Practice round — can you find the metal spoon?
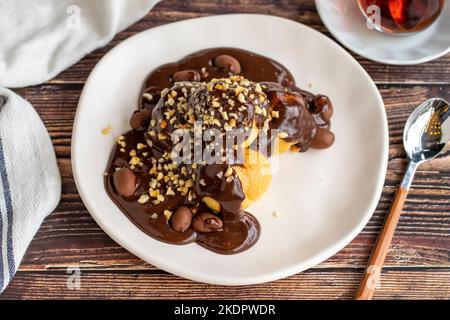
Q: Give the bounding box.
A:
[356,98,450,300]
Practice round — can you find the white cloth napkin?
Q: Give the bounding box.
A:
[0,88,61,292]
[0,0,159,88]
[0,0,158,293]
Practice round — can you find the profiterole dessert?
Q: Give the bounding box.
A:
[104,48,335,254]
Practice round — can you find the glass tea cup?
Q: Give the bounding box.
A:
[358,0,444,35]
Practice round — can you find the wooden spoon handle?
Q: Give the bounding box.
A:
[355,187,409,300]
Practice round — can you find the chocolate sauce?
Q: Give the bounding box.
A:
[140,47,296,112]
[105,48,334,254]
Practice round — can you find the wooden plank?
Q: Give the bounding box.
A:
[7,83,448,272]
[1,269,449,300]
[46,0,450,85]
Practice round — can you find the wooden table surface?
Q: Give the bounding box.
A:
[1,0,449,300]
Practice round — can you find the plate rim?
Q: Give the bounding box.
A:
[71,13,389,285]
[315,0,450,65]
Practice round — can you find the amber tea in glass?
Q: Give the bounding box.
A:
[358,0,444,34]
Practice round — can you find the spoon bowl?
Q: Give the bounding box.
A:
[404,98,450,164]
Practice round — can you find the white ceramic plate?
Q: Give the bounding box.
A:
[315,0,450,65]
[72,14,388,285]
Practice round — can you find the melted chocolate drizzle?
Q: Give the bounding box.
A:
[105,47,334,254]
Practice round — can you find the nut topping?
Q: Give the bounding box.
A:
[214,55,241,74]
[192,212,223,233]
[172,70,201,82]
[130,109,151,129]
[170,206,193,232]
[113,168,137,197]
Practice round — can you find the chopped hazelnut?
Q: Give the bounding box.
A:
[279,132,289,139]
[166,187,175,196]
[224,166,233,177]
[237,93,246,103]
[129,156,140,166]
[137,194,150,204]
[143,93,153,101]
[163,210,172,220]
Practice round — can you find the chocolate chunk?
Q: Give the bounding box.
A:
[312,113,328,128]
[310,128,335,149]
[130,109,151,129]
[311,95,333,121]
[172,70,201,82]
[214,55,241,74]
[171,206,193,232]
[192,212,223,233]
[113,168,137,197]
